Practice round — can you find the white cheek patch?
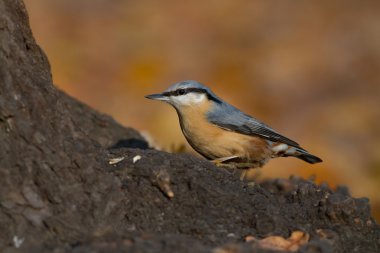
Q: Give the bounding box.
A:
[172,93,206,106]
[191,93,206,104]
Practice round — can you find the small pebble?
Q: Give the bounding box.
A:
[108,157,125,165]
[133,155,142,163]
[13,236,24,248]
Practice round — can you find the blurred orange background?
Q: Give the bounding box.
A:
[24,0,380,220]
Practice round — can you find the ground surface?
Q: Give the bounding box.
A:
[0,1,379,252]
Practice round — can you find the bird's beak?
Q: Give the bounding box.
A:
[145,93,169,101]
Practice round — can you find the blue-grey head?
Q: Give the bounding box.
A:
[145,80,222,109]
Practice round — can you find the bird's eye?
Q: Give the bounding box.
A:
[177,89,186,95]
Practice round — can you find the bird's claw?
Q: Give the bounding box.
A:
[211,157,260,180]
[211,155,240,164]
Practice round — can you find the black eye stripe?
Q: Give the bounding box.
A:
[162,87,222,104]
[162,88,207,97]
[177,89,186,95]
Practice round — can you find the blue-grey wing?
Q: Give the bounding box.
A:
[207,103,300,147]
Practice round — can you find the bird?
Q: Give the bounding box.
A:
[145,80,322,178]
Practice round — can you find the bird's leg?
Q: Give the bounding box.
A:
[211,156,262,180]
[233,162,261,181]
[211,155,240,166]
[211,157,261,170]
[239,170,247,180]
[233,162,260,169]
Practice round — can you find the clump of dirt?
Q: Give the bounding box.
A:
[0,1,379,253]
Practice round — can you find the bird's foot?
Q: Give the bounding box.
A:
[237,164,261,181]
[211,156,240,175]
[211,157,260,170]
[240,170,248,181]
[231,162,260,169]
[231,163,259,181]
[211,155,240,165]
[211,157,260,180]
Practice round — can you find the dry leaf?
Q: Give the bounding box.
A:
[246,231,309,252]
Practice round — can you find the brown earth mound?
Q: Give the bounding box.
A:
[0,1,379,252]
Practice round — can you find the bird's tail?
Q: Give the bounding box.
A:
[291,147,322,164]
[297,152,323,164]
[272,144,322,164]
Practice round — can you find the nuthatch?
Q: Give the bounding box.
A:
[146,81,322,177]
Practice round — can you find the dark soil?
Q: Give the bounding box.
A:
[0,1,379,252]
